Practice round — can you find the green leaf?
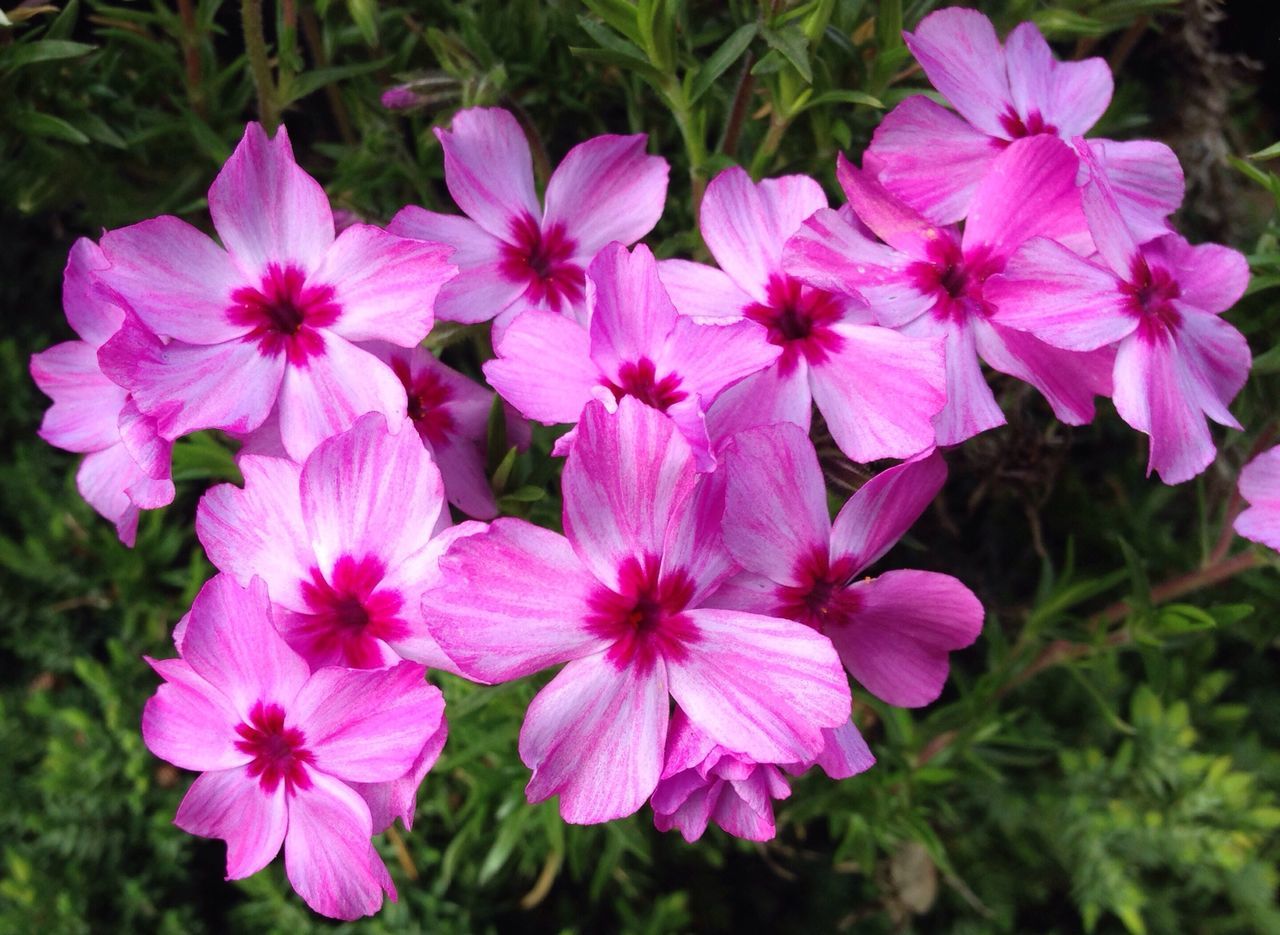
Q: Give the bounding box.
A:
[689,23,757,103]
[345,0,378,46]
[799,88,884,111]
[170,433,241,485]
[280,56,394,105]
[0,39,95,70]
[47,0,81,40]
[761,24,812,83]
[1249,140,1280,160]
[875,0,902,52]
[499,485,546,504]
[581,0,643,46]
[569,46,665,86]
[11,111,89,144]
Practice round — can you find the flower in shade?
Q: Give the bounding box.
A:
[142,574,445,920]
[421,398,851,823]
[196,412,469,671]
[986,141,1251,484]
[96,122,457,462]
[865,7,1182,239]
[711,422,984,708]
[29,238,173,545]
[651,709,873,843]
[1234,446,1280,552]
[483,241,779,468]
[389,107,668,339]
[658,166,947,463]
[786,138,1113,446]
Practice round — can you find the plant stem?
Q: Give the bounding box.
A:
[241,0,278,131]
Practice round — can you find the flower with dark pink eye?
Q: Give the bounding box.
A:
[227,263,341,365]
[773,549,864,633]
[907,239,1001,323]
[391,358,457,446]
[745,276,845,374]
[234,700,315,794]
[585,555,699,671]
[298,555,409,668]
[999,108,1057,141]
[499,214,586,311]
[604,358,687,412]
[1122,258,1183,340]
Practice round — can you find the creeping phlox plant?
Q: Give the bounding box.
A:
[27,6,1275,922]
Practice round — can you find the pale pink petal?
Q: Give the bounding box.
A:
[388,207,527,324]
[63,238,124,347]
[290,663,441,783]
[1004,22,1111,137]
[985,238,1134,351]
[700,167,826,301]
[830,451,948,573]
[351,719,449,833]
[914,318,1005,446]
[1112,332,1215,484]
[519,651,669,823]
[652,779,718,842]
[179,575,311,720]
[809,719,875,779]
[662,397,716,473]
[142,657,247,771]
[659,316,780,403]
[284,770,394,920]
[483,311,600,424]
[830,569,983,707]
[562,398,697,590]
[659,468,736,604]
[1075,138,1141,278]
[1142,234,1249,315]
[1172,304,1250,430]
[196,455,312,611]
[1236,448,1280,551]
[809,324,946,462]
[31,341,126,452]
[76,444,144,545]
[311,225,455,345]
[962,135,1086,261]
[299,411,443,580]
[975,319,1113,425]
[125,471,176,512]
[835,154,944,257]
[209,123,335,278]
[275,333,408,462]
[587,243,679,374]
[657,259,753,321]
[721,423,831,585]
[713,773,784,841]
[1087,139,1184,243]
[543,134,669,258]
[435,107,540,241]
[98,217,249,344]
[667,609,850,762]
[174,766,287,880]
[701,569,783,616]
[98,321,284,439]
[705,360,813,445]
[421,519,608,681]
[117,399,172,482]
[905,8,1010,136]
[864,96,1001,224]
[430,436,497,519]
[658,708,718,779]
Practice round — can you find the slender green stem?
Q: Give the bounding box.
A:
[241,0,278,131]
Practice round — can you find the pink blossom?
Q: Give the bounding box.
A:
[197,412,468,671]
[786,138,1113,445]
[659,166,947,462]
[651,710,873,843]
[483,241,779,468]
[29,239,174,545]
[421,398,851,823]
[389,107,668,339]
[1235,447,1280,551]
[142,574,445,919]
[710,423,984,708]
[369,341,529,520]
[866,7,1183,239]
[986,141,1251,484]
[95,122,457,462]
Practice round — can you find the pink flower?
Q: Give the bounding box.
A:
[421,398,851,823]
[786,138,1113,445]
[866,7,1182,238]
[142,574,445,919]
[369,341,529,520]
[1235,447,1280,551]
[96,122,457,462]
[29,239,174,545]
[651,710,873,843]
[659,167,947,462]
[986,141,1251,484]
[483,241,779,468]
[711,423,984,708]
[196,412,468,671]
[389,107,669,338]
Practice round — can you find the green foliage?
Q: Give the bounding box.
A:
[2,1,1278,932]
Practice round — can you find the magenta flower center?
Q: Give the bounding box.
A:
[586,555,700,671]
[391,360,456,446]
[234,700,314,795]
[999,108,1057,140]
[500,213,586,311]
[911,239,1001,322]
[1123,258,1183,339]
[228,263,341,366]
[604,357,688,412]
[745,275,845,374]
[299,555,409,667]
[774,549,863,633]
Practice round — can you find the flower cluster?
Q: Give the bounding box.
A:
[30,7,1265,921]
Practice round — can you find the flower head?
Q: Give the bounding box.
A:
[1234,447,1280,552]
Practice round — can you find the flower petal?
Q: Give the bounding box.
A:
[905,8,1010,137]
[31,341,126,453]
[1087,139,1184,244]
[705,360,814,445]
[830,451,948,573]
[1142,234,1249,315]
[63,238,125,347]
[835,153,946,257]
[143,657,248,771]
[659,316,780,404]
[350,718,449,833]
[975,319,1113,425]
[1236,448,1280,551]
[174,766,287,880]
[484,311,601,424]
[435,107,540,241]
[587,243,679,375]
[912,318,1005,446]
[657,258,753,321]
[1004,21,1111,137]
[75,444,144,545]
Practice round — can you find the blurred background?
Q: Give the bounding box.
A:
[2,1,1279,931]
